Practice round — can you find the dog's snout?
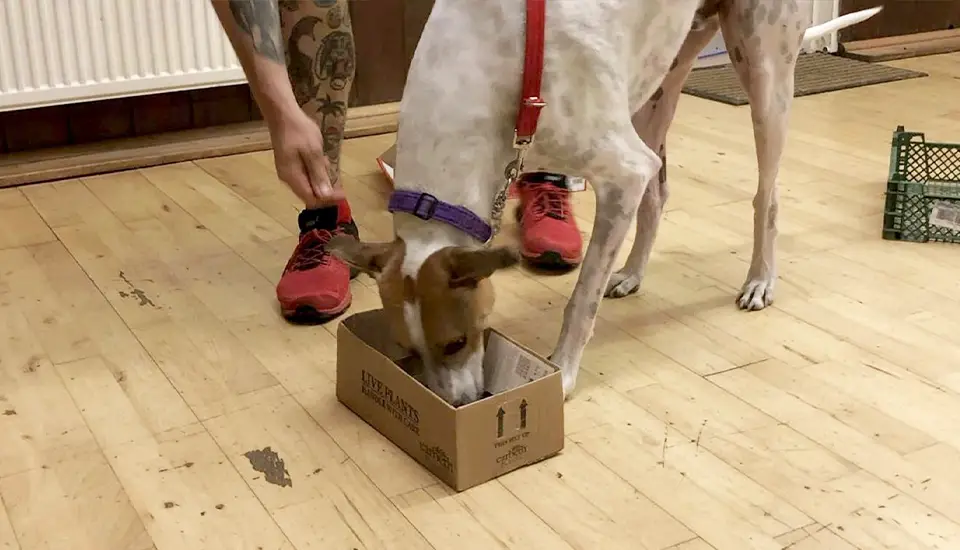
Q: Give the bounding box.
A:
[427,363,484,407]
[434,385,482,408]
[457,387,482,407]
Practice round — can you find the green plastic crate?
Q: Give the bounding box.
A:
[883,126,960,243]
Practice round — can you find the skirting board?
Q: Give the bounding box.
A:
[0,102,399,189]
[839,29,960,62]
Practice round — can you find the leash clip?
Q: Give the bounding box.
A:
[505,138,529,182]
[512,130,533,151]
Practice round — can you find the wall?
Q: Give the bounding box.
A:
[0,0,434,114]
[348,0,433,106]
[839,0,960,41]
[0,0,434,156]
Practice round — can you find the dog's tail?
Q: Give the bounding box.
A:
[802,6,882,42]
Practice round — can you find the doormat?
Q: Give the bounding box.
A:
[681,51,928,106]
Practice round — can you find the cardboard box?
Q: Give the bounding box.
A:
[376,143,588,196]
[336,309,565,491]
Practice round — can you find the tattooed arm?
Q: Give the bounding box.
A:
[210,0,299,124]
[210,0,344,207]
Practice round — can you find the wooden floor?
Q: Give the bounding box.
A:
[2,53,960,550]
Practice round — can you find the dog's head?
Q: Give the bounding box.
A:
[328,234,519,406]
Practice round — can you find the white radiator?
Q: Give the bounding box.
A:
[0,0,247,112]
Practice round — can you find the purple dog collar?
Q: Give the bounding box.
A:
[388,190,494,243]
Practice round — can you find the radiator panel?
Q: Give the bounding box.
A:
[0,0,246,111]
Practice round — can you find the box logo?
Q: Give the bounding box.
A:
[419,442,455,474]
[496,444,529,467]
[361,370,421,435]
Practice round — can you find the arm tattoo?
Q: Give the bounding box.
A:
[227,0,285,64]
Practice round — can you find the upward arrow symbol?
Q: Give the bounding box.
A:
[496,407,505,438]
[519,399,528,429]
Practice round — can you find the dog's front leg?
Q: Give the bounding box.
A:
[549,129,662,397]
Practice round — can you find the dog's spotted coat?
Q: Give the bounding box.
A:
[330,0,880,406]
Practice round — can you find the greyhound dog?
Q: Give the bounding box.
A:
[330,0,880,406]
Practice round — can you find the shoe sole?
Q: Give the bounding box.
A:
[279,269,359,325]
[281,292,352,325]
[522,250,582,271]
[281,300,352,325]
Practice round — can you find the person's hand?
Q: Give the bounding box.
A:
[269,107,346,208]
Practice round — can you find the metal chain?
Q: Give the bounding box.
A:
[487,149,527,242]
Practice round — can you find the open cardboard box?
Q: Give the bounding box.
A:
[336,309,565,492]
[376,143,588,196]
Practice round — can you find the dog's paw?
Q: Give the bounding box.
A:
[562,373,578,400]
[737,277,775,311]
[549,354,579,399]
[604,271,642,299]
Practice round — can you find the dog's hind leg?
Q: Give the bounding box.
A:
[605,19,722,298]
[720,2,807,311]
[549,124,663,396]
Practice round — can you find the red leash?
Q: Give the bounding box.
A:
[514,0,547,148]
[490,0,548,239]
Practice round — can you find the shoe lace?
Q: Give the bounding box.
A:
[288,229,336,272]
[529,184,571,221]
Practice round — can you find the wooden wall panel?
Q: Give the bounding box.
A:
[840,0,960,42]
[132,94,194,135]
[190,86,255,127]
[404,0,435,67]
[347,0,434,107]
[3,106,70,152]
[348,0,409,107]
[67,99,133,144]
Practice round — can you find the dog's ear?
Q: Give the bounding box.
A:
[446,246,520,288]
[327,234,401,276]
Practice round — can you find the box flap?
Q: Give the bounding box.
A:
[483,330,557,394]
[341,309,409,363]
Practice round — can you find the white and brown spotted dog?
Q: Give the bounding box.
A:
[330,0,880,406]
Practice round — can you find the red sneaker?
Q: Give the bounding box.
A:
[515,172,583,268]
[276,201,360,323]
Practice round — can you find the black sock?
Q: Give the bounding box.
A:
[298,205,339,235]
